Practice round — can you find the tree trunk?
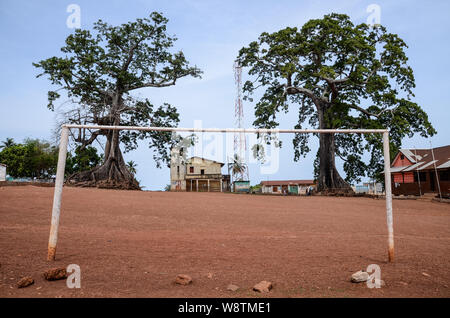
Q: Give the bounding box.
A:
[68,111,140,190]
[68,131,140,190]
[317,105,353,194]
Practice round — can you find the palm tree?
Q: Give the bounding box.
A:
[126,160,137,176]
[0,138,15,149]
[228,154,246,181]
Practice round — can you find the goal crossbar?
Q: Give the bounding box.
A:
[63,124,389,134]
[47,125,394,263]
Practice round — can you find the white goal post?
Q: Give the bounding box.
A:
[48,124,394,263]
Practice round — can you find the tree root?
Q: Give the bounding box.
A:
[66,178,141,190]
[66,161,141,190]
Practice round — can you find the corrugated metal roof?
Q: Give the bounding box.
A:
[389,166,407,173]
[437,159,450,169]
[186,156,225,166]
[261,180,315,186]
[416,160,438,170]
[402,161,425,172]
[400,149,417,163]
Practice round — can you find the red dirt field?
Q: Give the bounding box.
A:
[0,185,449,298]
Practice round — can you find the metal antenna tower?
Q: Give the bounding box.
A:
[233,61,249,181]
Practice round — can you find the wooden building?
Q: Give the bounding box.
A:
[261,180,316,195]
[170,148,229,192]
[390,145,450,196]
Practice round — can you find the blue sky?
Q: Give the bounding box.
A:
[0,0,449,190]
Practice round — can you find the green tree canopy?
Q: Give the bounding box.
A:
[33,12,202,189]
[66,146,102,175]
[0,139,57,178]
[0,143,29,178]
[0,139,101,179]
[237,13,435,190]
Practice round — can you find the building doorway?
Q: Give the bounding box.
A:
[198,180,208,192]
[430,171,435,192]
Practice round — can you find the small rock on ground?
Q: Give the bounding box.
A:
[43,268,67,281]
[17,277,34,288]
[351,270,369,283]
[422,272,431,277]
[253,281,273,293]
[227,284,239,292]
[175,274,192,285]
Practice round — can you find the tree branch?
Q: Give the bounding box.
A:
[348,103,397,118]
[126,76,180,91]
[284,83,327,108]
[73,129,107,150]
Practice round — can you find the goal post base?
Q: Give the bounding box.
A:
[47,246,56,261]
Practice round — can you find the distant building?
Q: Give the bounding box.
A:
[170,148,230,192]
[353,182,383,195]
[389,145,450,196]
[0,164,6,181]
[234,180,250,193]
[261,180,316,195]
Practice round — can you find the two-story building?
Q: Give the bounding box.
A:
[170,148,230,192]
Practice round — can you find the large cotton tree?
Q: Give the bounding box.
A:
[237,13,435,191]
[34,12,201,189]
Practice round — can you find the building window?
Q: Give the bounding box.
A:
[177,166,180,177]
[273,186,278,192]
[440,170,449,181]
[189,166,194,173]
[201,169,205,175]
[414,172,427,182]
[400,154,405,160]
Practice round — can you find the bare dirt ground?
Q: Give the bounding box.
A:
[0,186,449,298]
